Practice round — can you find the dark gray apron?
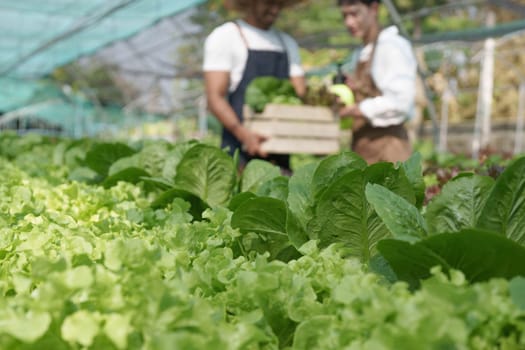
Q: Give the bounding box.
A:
[223,21,291,170]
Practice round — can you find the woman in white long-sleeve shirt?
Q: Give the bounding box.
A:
[337,0,417,164]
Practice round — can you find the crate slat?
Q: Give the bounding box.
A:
[244,120,339,138]
[261,138,340,155]
[244,104,335,122]
[243,104,341,155]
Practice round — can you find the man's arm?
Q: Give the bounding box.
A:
[290,75,306,98]
[204,71,267,157]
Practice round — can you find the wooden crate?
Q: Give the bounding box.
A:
[243,103,340,155]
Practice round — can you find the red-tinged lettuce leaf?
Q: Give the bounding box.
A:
[231,197,300,261]
[174,144,236,207]
[365,183,428,243]
[477,157,525,244]
[378,229,525,289]
[425,174,494,234]
[84,142,136,177]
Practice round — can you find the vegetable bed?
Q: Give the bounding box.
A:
[0,132,524,349]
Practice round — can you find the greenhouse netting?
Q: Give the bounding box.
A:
[0,0,205,136]
[0,79,164,137]
[0,0,205,79]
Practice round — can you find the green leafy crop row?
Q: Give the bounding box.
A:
[0,131,524,349]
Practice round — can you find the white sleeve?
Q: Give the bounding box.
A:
[281,33,304,77]
[203,25,234,72]
[359,39,417,127]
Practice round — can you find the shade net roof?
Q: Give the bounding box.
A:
[0,0,205,136]
[0,0,205,79]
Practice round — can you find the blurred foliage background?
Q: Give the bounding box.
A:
[46,0,525,135]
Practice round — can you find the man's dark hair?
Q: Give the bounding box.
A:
[337,0,380,5]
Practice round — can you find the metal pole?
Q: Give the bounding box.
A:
[382,0,440,147]
[439,86,451,153]
[472,12,496,159]
[481,15,496,151]
[514,82,525,155]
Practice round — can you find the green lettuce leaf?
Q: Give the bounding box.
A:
[477,157,525,244]
[174,144,235,207]
[84,142,136,177]
[378,229,525,289]
[366,183,427,242]
[426,174,494,234]
[231,197,299,261]
[241,159,281,193]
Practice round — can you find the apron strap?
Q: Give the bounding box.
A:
[233,21,250,48]
[275,29,289,58]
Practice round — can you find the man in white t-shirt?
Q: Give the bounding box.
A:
[203,0,306,171]
[337,0,417,164]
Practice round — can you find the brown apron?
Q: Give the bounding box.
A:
[351,38,412,164]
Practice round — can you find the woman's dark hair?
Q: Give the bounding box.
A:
[337,0,380,5]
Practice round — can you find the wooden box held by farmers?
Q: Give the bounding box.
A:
[243,103,340,155]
